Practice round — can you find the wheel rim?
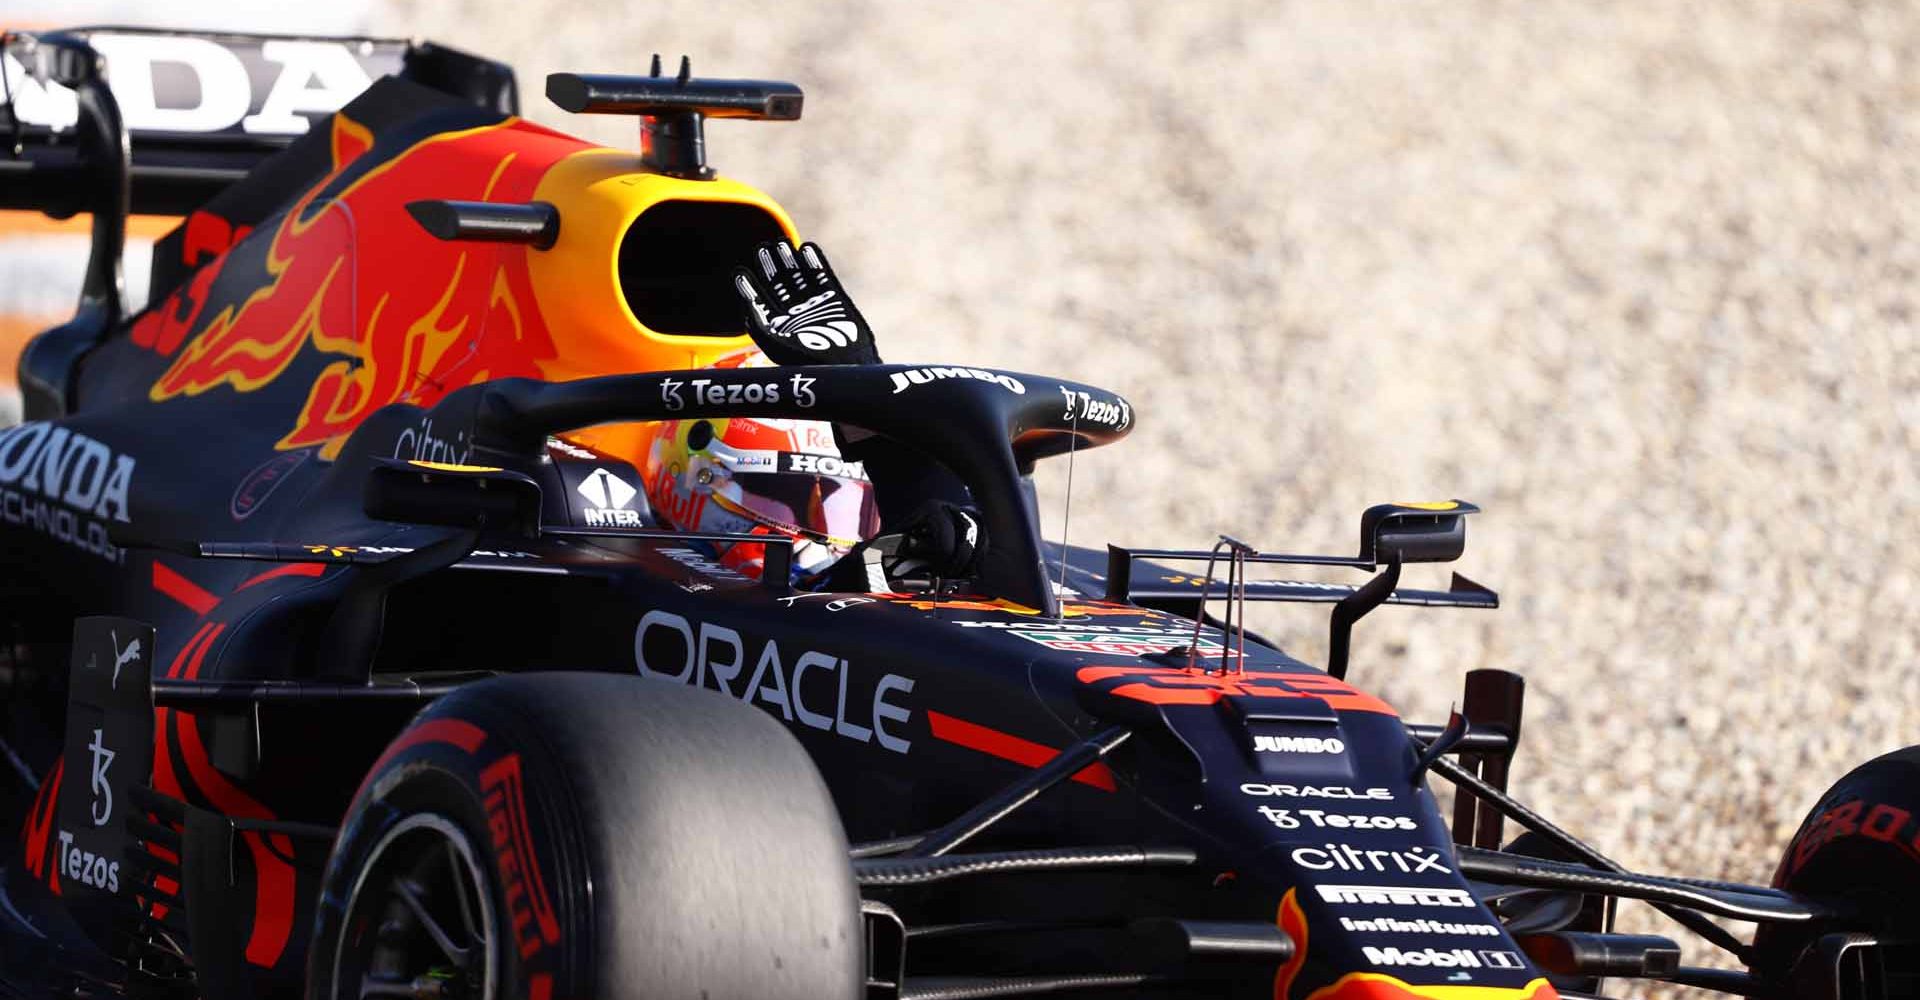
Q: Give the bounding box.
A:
[335,813,497,1000]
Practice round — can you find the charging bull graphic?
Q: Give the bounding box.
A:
[136,115,585,458]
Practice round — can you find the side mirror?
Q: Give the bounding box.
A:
[1358,500,1479,564]
[364,459,543,536]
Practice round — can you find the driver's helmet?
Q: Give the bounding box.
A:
[638,350,879,581]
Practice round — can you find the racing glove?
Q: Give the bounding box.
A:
[814,499,986,592]
[734,240,881,367]
[885,499,987,581]
[734,240,972,539]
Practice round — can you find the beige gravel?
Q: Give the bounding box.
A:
[368,1,1920,992]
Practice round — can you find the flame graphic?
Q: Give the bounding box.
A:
[149,115,590,458]
[129,211,255,356]
[1303,974,1559,1000]
[1276,888,1310,999]
[149,117,373,402]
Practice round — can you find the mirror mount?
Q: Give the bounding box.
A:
[363,459,544,536]
[316,527,481,684]
[314,460,543,683]
[1327,561,1400,682]
[1329,501,1479,680]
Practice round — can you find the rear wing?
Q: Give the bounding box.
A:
[0,26,516,217]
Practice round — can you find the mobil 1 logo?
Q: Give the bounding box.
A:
[56,617,154,914]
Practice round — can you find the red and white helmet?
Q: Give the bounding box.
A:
[638,351,879,580]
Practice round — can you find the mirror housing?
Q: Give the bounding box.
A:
[1359,500,1479,565]
[364,459,543,536]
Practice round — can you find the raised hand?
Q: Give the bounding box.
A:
[734,241,881,366]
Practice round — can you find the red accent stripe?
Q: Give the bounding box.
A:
[176,709,294,967]
[163,623,214,681]
[135,539,335,962]
[152,708,185,797]
[181,623,225,681]
[21,757,62,881]
[236,827,293,966]
[151,562,218,616]
[530,974,552,1000]
[926,711,1116,791]
[147,710,186,923]
[235,562,327,591]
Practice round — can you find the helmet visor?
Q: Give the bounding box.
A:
[727,470,880,547]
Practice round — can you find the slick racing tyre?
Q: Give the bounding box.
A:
[308,672,861,1000]
[1751,745,1920,996]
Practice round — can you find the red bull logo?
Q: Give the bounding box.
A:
[144,114,591,458]
[647,462,709,529]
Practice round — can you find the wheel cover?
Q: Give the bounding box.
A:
[333,813,498,1000]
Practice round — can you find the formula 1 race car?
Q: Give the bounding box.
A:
[0,25,1913,1000]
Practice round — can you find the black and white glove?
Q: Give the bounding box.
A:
[812,500,987,593]
[734,240,881,366]
[876,500,987,583]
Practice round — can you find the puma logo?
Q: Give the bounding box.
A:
[110,631,140,689]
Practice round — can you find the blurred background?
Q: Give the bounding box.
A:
[5,1,1917,992]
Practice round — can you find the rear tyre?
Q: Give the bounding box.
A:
[307,672,862,1000]
[1752,745,1920,996]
